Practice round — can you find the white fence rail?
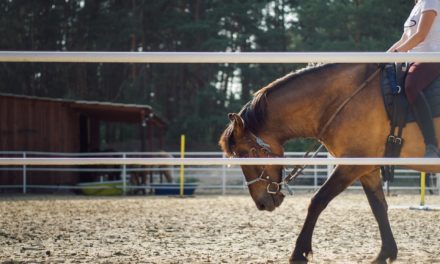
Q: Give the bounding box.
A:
[1,51,440,63]
[1,157,440,166]
[1,52,440,194]
[0,151,438,195]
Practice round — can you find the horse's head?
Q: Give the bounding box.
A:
[219,113,285,211]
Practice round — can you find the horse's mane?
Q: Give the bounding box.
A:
[240,63,336,133]
[219,63,336,155]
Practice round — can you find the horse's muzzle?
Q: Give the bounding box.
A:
[256,193,284,211]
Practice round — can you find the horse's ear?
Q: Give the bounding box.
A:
[228,113,244,137]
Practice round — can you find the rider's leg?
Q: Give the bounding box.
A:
[405,63,440,157]
[410,93,440,157]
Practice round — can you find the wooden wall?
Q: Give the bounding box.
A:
[0,95,80,186]
[0,96,79,152]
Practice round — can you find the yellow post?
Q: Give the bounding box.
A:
[420,172,426,207]
[179,135,185,197]
[410,172,439,211]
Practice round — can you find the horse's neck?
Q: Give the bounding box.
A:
[261,64,373,143]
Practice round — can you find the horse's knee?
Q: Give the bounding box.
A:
[308,195,329,213]
[367,187,389,212]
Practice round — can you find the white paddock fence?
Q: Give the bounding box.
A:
[1,51,440,195]
[0,151,439,195]
[2,51,440,64]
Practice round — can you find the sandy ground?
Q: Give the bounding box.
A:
[1,193,440,264]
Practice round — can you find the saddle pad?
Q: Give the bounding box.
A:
[381,69,440,122]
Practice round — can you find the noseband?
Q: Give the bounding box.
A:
[233,134,288,195]
[234,133,322,196]
[245,166,283,195]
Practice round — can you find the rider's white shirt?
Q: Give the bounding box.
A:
[404,0,440,52]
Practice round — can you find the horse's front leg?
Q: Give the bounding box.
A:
[290,165,374,263]
[360,170,397,264]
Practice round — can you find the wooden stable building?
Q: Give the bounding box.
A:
[0,93,167,189]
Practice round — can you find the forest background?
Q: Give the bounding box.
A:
[0,0,413,151]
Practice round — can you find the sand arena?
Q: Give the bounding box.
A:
[1,194,440,263]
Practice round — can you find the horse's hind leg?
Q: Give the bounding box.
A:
[360,170,397,264]
[290,165,373,263]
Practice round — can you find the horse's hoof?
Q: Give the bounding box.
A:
[371,251,397,264]
[371,259,387,264]
[290,250,312,264]
[371,244,397,264]
[289,260,308,264]
[289,256,308,264]
[371,256,397,264]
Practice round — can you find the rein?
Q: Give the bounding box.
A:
[244,67,381,196]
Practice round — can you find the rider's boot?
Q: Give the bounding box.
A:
[411,93,440,157]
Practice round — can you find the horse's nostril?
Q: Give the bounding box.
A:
[257,202,265,210]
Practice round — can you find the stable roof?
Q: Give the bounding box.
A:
[0,93,167,127]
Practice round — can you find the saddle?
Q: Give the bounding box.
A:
[380,63,440,181]
[381,64,440,123]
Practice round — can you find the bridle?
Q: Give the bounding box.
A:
[233,132,317,196]
[232,134,286,195]
[233,67,381,196]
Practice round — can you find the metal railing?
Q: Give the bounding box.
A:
[0,151,438,195]
[1,51,440,63]
[1,52,440,195]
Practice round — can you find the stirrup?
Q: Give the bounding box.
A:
[424,144,440,158]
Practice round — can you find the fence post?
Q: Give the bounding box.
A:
[180,135,186,197]
[22,152,27,194]
[122,153,127,195]
[222,153,226,195]
[326,153,333,178]
[384,180,389,196]
[420,172,426,206]
[435,173,440,195]
[314,164,318,189]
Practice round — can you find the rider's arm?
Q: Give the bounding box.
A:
[393,10,437,52]
[387,33,408,52]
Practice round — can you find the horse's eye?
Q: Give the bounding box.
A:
[237,151,249,157]
[232,150,244,157]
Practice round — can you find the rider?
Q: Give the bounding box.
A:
[388,0,440,157]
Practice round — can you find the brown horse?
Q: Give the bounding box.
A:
[130,151,174,194]
[219,63,440,263]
